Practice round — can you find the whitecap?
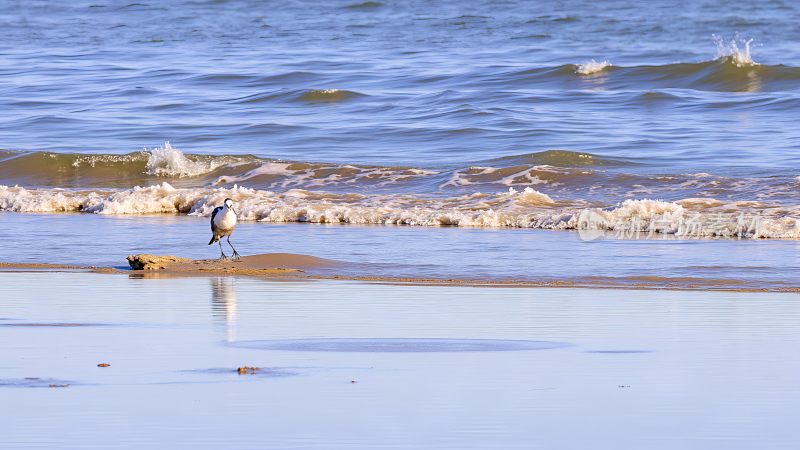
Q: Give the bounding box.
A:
[713,35,758,67]
[576,59,611,75]
[144,142,225,178]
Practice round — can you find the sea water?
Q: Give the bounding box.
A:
[2,0,800,249]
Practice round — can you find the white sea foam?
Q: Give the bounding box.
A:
[441,166,553,188]
[713,35,758,67]
[144,142,227,177]
[511,187,555,206]
[1,184,798,239]
[215,161,437,188]
[575,59,611,75]
[215,162,298,186]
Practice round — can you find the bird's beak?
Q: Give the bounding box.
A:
[232,206,237,215]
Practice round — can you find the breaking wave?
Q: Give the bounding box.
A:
[1,183,798,239]
[0,145,435,190]
[3,144,800,240]
[0,143,251,188]
[144,142,235,177]
[713,35,757,68]
[575,59,611,75]
[510,40,800,92]
[2,147,799,207]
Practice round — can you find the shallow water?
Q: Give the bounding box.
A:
[2,212,800,288]
[1,273,799,449]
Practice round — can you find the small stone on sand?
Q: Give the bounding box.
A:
[237,366,259,375]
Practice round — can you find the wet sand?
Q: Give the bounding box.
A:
[2,272,799,449]
[1,253,798,293]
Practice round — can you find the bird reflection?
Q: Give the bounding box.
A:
[211,277,237,342]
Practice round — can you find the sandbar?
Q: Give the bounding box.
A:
[0,253,798,293]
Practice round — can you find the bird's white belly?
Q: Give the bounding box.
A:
[214,209,237,232]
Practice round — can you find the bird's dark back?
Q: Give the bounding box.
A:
[210,206,223,223]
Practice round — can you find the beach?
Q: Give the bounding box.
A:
[1,242,798,447]
[3,0,800,448]
[3,273,800,449]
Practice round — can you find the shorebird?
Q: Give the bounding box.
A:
[208,198,240,260]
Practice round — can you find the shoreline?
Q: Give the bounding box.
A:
[1,253,797,294]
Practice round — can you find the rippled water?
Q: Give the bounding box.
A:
[1,0,800,240]
[2,0,798,162]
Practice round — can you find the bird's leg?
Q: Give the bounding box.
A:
[218,240,228,260]
[227,235,241,261]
